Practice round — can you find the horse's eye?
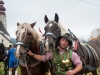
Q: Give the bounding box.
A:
[56,27,58,29]
[16,31,18,35]
[21,27,24,29]
[44,26,47,31]
[27,33,31,35]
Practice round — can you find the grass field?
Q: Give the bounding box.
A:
[0,62,100,75]
[0,62,20,75]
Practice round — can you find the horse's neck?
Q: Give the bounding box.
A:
[0,49,4,55]
[29,40,39,54]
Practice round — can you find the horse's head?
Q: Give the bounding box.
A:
[44,13,66,51]
[15,22,38,58]
[0,43,5,56]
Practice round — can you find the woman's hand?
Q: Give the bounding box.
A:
[27,50,33,57]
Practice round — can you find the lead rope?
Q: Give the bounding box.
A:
[23,53,32,75]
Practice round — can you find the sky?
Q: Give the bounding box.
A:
[3,0,100,40]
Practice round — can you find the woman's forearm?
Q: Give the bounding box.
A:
[33,54,43,61]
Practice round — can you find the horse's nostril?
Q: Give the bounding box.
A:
[49,43,54,49]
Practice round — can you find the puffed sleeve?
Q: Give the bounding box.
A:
[71,52,82,66]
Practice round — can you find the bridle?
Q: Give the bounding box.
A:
[16,36,33,52]
[45,32,60,39]
[44,22,61,40]
[16,28,34,52]
[16,29,35,75]
[44,22,61,52]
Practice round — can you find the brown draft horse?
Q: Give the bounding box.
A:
[0,43,6,62]
[15,22,50,75]
[43,13,100,75]
[0,43,8,75]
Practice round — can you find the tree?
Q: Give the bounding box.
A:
[90,28,100,40]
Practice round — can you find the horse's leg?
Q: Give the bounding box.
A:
[4,60,8,74]
[91,70,98,75]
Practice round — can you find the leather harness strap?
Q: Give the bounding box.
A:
[82,44,92,66]
[81,43,99,68]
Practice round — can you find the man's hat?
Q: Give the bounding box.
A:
[57,33,72,45]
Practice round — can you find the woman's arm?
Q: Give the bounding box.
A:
[27,50,43,61]
[27,50,52,62]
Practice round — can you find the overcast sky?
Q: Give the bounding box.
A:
[3,0,100,40]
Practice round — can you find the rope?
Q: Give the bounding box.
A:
[23,53,32,75]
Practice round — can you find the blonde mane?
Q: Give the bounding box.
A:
[46,20,67,35]
[16,23,42,42]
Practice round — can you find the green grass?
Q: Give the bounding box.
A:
[0,62,5,75]
[0,62,20,75]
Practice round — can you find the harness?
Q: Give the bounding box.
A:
[81,43,99,68]
[16,36,48,75]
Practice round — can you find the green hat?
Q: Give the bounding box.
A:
[57,33,72,45]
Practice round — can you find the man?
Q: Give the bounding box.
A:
[27,33,82,75]
[3,45,13,74]
[4,44,18,75]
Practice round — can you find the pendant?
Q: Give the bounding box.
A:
[62,59,70,66]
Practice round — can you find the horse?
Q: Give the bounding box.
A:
[15,22,50,75]
[43,13,100,75]
[0,43,8,75]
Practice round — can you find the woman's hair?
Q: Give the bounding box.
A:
[8,45,12,50]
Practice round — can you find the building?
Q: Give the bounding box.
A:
[0,0,12,47]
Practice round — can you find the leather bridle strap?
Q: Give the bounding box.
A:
[16,36,33,51]
[45,32,59,39]
[23,53,32,75]
[16,36,34,75]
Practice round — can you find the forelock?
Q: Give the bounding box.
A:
[16,23,42,42]
[46,20,67,35]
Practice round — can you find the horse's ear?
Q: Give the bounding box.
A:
[54,13,59,23]
[17,22,20,26]
[30,21,36,28]
[44,15,49,24]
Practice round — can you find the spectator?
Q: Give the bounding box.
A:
[4,44,18,75]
